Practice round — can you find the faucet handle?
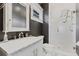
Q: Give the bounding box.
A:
[18,32,21,38]
[21,32,24,37]
[18,32,24,38]
[21,32,23,34]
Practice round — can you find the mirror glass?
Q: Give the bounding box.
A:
[33,9,39,19]
[12,3,26,28]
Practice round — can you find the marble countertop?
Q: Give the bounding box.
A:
[0,36,44,55]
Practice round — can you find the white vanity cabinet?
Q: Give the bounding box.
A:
[3,3,30,32]
[11,39,43,56]
[0,36,44,56]
[30,3,43,23]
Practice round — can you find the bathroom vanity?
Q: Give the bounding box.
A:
[0,36,44,56]
[1,3,43,41]
[0,3,44,56]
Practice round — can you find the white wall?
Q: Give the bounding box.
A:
[49,3,76,53]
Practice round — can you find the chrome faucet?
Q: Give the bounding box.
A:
[18,32,24,38]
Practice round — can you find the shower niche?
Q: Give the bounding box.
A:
[3,3,30,32]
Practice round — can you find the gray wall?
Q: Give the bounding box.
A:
[0,4,4,41]
[40,3,49,43]
[76,3,79,42]
[30,20,43,36]
[0,4,3,31]
[76,3,79,55]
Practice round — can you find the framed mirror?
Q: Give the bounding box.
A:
[31,4,43,23]
[3,3,30,32]
[12,3,26,28]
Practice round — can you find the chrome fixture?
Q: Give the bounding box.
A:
[18,32,24,38]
